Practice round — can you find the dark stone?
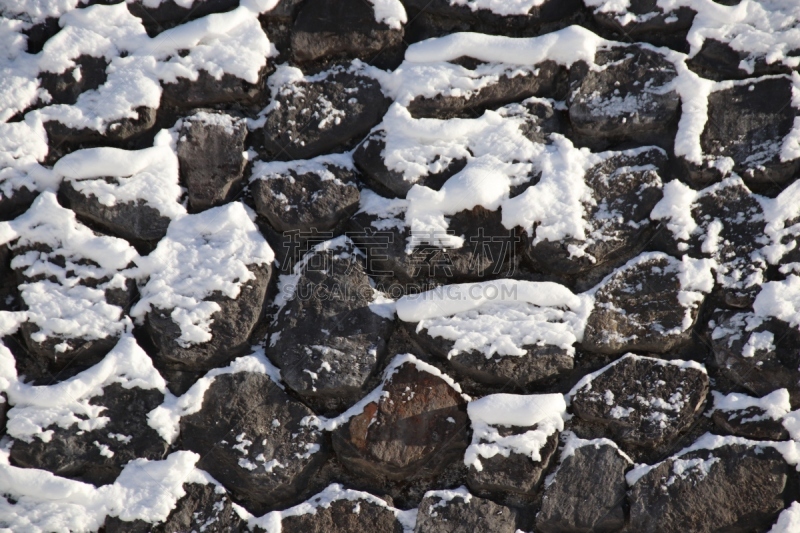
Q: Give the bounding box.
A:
[250,160,360,233]
[406,61,565,119]
[260,66,391,161]
[127,0,240,35]
[43,106,157,146]
[581,253,707,355]
[0,186,38,222]
[267,238,394,414]
[144,265,270,372]
[537,441,630,533]
[467,426,559,497]
[710,311,800,404]
[38,55,108,106]
[712,404,789,441]
[570,355,709,454]
[415,491,519,533]
[291,0,404,66]
[60,179,172,244]
[527,147,665,279]
[332,361,469,481]
[688,39,797,81]
[628,444,788,533]
[9,383,167,486]
[176,111,248,212]
[161,68,267,108]
[590,0,695,49]
[179,371,328,514]
[277,491,404,533]
[104,482,248,532]
[568,44,680,150]
[682,77,800,191]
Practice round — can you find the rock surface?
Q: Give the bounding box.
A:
[414,489,519,533]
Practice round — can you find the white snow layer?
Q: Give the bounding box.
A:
[464,393,566,471]
[130,202,274,347]
[396,279,592,357]
[770,502,800,533]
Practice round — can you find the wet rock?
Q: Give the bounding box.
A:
[415,488,519,533]
[176,111,248,212]
[290,0,404,66]
[710,311,800,403]
[537,437,631,533]
[682,77,800,191]
[179,371,328,514]
[628,444,789,533]
[38,55,108,106]
[104,482,248,532]
[711,390,790,441]
[568,44,680,150]
[260,65,391,161]
[267,237,394,414]
[6,193,137,376]
[10,382,167,486]
[581,253,712,355]
[570,354,709,455]
[527,147,665,280]
[331,356,469,481]
[355,98,561,198]
[465,394,565,498]
[406,61,564,119]
[269,485,406,533]
[127,0,240,35]
[250,155,360,233]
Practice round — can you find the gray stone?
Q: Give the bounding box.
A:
[415,491,518,533]
[277,492,404,533]
[179,371,328,514]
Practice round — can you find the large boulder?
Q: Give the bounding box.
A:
[250,154,360,234]
[260,64,392,161]
[537,435,632,533]
[55,143,185,247]
[628,442,789,533]
[331,355,469,481]
[680,77,800,191]
[2,192,138,377]
[176,111,248,212]
[179,371,328,514]
[568,44,680,150]
[581,253,714,355]
[131,203,273,374]
[290,0,405,67]
[464,394,565,497]
[8,337,168,486]
[267,237,394,414]
[569,355,709,457]
[414,488,519,533]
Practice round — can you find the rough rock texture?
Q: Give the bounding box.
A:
[104,482,248,532]
[162,69,267,108]
[711,406,789,441]
[527,147,665,281]
[683,77,800,191]
[177,111,248,212]
[332,363,469,481]
[291,0,403,66]
[267,238,394,413]
[38,55,108,107]
[251,161,360,233]
[43,106,157,147]
[10,383,167,486]
[589,0,695,49]
[628,445,789,533]
[537,441,631,533]
[278,496,404,533]
[415,491,519,533]
[687,39,796,81]
[568,45,680,149]
[261,66,392,161]
[570,356,709,455]
[582,254,706,355]
[179,371,328,514]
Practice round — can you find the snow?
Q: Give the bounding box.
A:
[368,0,407,30]
[54,134,185,219]
[0,117,55,201]
[130,202,274,347]
[250,483,417,533]
[464,393,566,471]
[147,346,281,443]
[0,192,137,346]
[250,153,355,184]
[7,336,165,443]
[711,389,791,423]
[770,502,800,533]
[397,279,592,357]
[449,0,544,16]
